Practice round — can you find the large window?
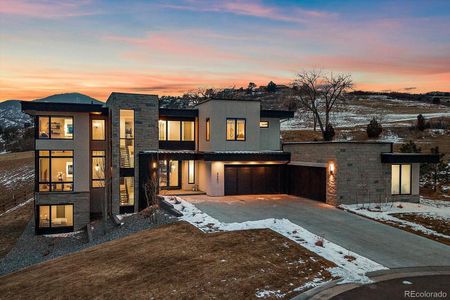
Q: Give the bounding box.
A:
[206,118,210,141]
[159,160,180,188]
[120,110,134,168]
[92,119,105,140]
[92,150,105,188]
[226,118,246,141]
[159,120,195,141]
[38,150,74,192]
[120,177,134,206]
[37,116,73,139]
[38,204,73,228]
[391,164,411,195]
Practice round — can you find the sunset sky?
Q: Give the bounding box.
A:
[1,0,450,101]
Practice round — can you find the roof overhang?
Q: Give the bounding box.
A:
[159,108,198,118]
[381,153,440,164]
[21,101,108,114]
[260,110,295,119]
[203,151,291,162]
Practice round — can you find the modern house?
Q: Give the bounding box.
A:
[22,92,438,234]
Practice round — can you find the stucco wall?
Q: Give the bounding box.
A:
[283,142,405,206]
[259,118,281,150]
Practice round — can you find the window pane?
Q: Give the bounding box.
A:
[120,177,134,206]
[92,150,105,156]
[51,150,73,157]
[39,150,50,156]
[39,184,50,192]
[188,160,195,184]
[391,165,400,195]
[38,117,50,139]
[226,120,235,140]
[51,157,73,182]
[39,206,50,228]
[51,205,73,227]
[120,110,134,139]
[92,119,105,140]
[159,120,166,141]
[206,118,210,141]
[92,156,105,180]
[51,117,73,139]
[169,160,179,187]
[401,165,411,194]
[236,119,245,140]
[182,121,194,141]
[168,121,181,141]
[92,180,105,188]
[159,160,168,187]
[39,158,50,182]
[120,139,134,168]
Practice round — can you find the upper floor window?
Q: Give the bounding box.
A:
[260,121,269,128]
[38,116,73,139]
[206,118,210,141]
[120,110,134,168]
[38,150,73,192]
[92,119,105,140]
[158,120,194,141]
[226,118,246,141]
[92,150,106,188]
[391,164,411,195]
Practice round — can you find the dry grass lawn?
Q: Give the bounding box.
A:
[0,201,33,258]
[0,222,336,299]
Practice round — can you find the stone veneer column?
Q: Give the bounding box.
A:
[106,93,158,214]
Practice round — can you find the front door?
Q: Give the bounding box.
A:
[159,160,181,189]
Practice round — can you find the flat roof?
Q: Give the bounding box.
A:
[21,101,108,114]
[381,153,440,164]
[159,108,198,118]
[140,150,291,162]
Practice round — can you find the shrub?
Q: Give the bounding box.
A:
[323,123,335,141]
[366,117,383,138]
[417,114,426,131]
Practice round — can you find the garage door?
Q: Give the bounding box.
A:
[224,165,285,195]
[287,165,326,202]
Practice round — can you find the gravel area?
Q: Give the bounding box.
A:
[0,209,175,276]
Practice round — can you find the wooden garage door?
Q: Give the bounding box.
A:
[287,165,326,202]
[224,165,285,195]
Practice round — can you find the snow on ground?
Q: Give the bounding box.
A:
[164,196,386,290]
[0,197,33,217]
[340,200,450,240]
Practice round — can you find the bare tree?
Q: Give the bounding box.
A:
[292,70,353,140]
[143,175,160,224]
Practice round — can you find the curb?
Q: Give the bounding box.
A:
[295,266,450,300]
[159,198,183,217]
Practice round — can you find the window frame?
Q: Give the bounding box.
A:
[91,119,106,141]
[36,204,74,233]
[119,109,135,168]
[36,115,74,140]
[206,118,210,141]
[37,150,74,192]
[391,164,412,195]
[226,118,246,141]
[91,150,106,188]
[158,119,195,142]
[259,121,269,128]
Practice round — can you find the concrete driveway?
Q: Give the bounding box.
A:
[181,194,450,268]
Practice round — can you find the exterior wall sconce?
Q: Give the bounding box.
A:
[152,162,157,169]
[329,162,335,175]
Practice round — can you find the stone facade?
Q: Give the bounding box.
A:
[36,192,90,230]
[106,93,159,213]
[283,142,419,206]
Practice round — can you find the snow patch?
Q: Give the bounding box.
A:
[0,197,33,217]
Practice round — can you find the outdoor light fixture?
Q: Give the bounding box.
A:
[152,162,157,169]
[329,162,335,175]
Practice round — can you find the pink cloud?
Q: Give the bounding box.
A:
[0,0,96,18]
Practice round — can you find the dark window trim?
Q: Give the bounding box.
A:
[206,118,210,141]
[391,164,412,195]
[36,115,74,140]
[158,119,195,142]
[91,119,106,141]
[260,121,269,128]
[36,204,74,233]
[91,150,106,188]
[37,150,74,192]
[188,160,195,184]
[226,118,246,141]
[120,109,135,168]
[119,176,135,207]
